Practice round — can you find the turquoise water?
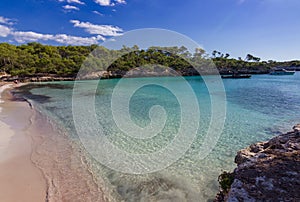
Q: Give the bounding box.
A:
[15,72,300,201]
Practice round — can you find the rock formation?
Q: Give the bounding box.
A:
[215,124,300,202]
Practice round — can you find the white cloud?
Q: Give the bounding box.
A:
[59,0,85,5]
[93,11,104,16]
[94,0,110,6]
[53,34,105,45]
[0,16,14,25]
[66,0,85,4]
[13,31,53,43]
[0,25,11,37]
[0,15,122,45]
[115,0,126,4]
[11,31,105,45]
[63,5,80,10]
[94,0,126,6]
[94,0,113,6]
[70,20,123,36]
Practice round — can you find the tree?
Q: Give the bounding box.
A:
[245,54,254,62]
[212,50,218,58]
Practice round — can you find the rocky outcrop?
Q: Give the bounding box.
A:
[122,67,180,78]
[1,74,75,82]
[215,124,300,202]
[76,71,112,80]
[1,69,180,82]
[78,67,182,79]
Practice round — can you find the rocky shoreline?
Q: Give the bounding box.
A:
[215,124,300,201]
[0,68,272,82]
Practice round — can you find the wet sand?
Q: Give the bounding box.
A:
[0,83,112,202]
[0,83,46,202]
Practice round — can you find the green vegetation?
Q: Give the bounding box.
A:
[218,171,235,194]
[212,51,300,73]
[0,43,96,76]
[0,42,299,78]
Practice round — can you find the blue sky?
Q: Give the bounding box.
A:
[0,0,299,61]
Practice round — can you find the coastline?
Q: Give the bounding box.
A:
[1,69,274,83]
[0,82,112,201]
[215,124,300,201]
[0,83,46,202]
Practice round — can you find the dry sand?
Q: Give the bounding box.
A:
[0,83,46,202]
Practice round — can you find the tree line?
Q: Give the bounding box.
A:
[0,42,299,77]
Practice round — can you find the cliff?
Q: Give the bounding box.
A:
[215,124,300,202]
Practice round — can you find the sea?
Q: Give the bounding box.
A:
[13,72,300,201]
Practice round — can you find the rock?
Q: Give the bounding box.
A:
[1,74,76,82]
[76,71,112,80]
[215,124,300,201]
[293,124,300,133]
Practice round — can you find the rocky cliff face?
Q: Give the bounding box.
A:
[215,124,300,202]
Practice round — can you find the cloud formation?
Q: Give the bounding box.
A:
[13,31,53,42]
[93,11,104,16]
[0,15,122,45]
[0,16,14,25]
[94,0,126,6]
[59,0,85,5]
[94,0,111,6]
[63,5,80,10]
[70,20,123,36]
[115,0,126,4]
[0,25,11,37]
[53,34,105,45]
[12,31,105,45]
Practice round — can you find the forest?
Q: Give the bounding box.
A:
[0,42,299,78]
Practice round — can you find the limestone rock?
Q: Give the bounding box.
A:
[215,124,300,202]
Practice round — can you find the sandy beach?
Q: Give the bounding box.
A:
[0,83,110,202]
[0,83,46,202]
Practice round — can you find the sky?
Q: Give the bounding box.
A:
[0,0,299,61]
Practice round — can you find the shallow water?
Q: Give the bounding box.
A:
[14,72,300,201]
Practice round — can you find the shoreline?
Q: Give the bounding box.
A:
[1,69,273,83]
[215,124,300,201]
[0,83,47,202]
[7,82,112,201]
[29,108,111,202]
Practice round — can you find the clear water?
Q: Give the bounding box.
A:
[15,72,300,201]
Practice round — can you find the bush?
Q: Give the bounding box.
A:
[218,171,235,193]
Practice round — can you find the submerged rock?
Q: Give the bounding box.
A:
[215,124,300,202]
